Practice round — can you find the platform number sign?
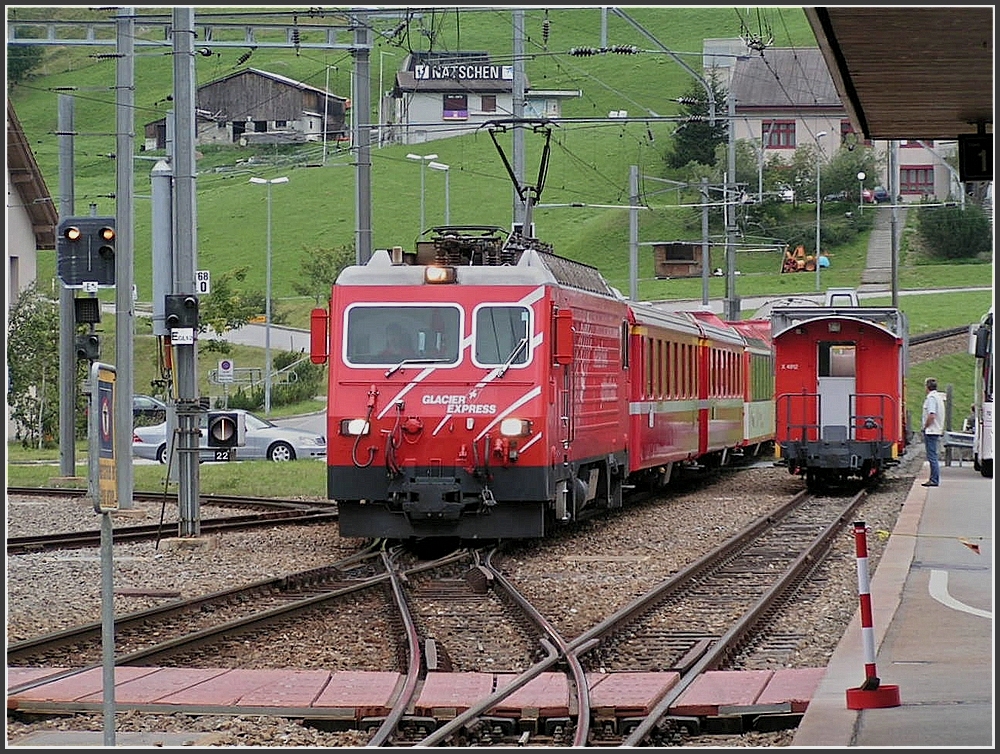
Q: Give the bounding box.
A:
[195,270,211,295]
[958,135,993,182]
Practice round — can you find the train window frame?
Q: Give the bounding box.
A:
[620,321,630,370]
[646,336,654,397]
[471,302,533,369]
[342,303,464,367]
[657,339,664,398]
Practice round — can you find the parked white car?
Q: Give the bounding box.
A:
[132,409,326,463]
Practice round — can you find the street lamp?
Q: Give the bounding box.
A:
[428,160,450,225]
[249,176,289,416]
[406,152,438,231]
[815,131,827,292]
[857,170,867,216]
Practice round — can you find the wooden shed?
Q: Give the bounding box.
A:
[652,242,707,279]
[143,68,349,150]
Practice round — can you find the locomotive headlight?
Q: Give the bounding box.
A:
[500,418,532,437]
[340,418,371,436]
[425,265,456,284]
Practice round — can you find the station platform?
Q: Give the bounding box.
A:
[8,465,993,747]
[7,665,823,738]
[793,462,994,747]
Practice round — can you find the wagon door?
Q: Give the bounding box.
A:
[817,342,855,439]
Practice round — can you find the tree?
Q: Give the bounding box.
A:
[6,42,44,88]
[819,144,879,203]
[917,203,992,260]
[198,266,267,354]
[6,283,87,447]
[293,244,356,305]
[666,71,728,170]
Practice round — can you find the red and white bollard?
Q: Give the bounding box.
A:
[846,520,901,709]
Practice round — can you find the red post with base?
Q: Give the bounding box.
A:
[846,520,901,709]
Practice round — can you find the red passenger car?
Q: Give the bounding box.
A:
[771,290,910,490]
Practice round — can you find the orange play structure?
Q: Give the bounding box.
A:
[780,244,828,273]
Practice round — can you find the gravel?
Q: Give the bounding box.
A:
[6,446,930,747]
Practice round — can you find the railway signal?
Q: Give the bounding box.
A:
[75,333,100,361]
[56,216,117,288]
[206,411,245,449]
[164,294,200,330]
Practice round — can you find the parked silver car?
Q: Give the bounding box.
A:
[132,409,326,463]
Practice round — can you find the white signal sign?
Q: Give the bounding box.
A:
[195,270,211,295]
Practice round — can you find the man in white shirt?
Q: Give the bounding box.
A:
[921,377,944,487]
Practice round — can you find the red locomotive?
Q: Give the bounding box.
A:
[771,289,910,490]
[309,226,775,540]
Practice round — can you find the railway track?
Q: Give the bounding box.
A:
[7,478,880,744]
[394,488,869,746]
[7,486,334,510]
[909,325,970,345]
[7,488,338,554]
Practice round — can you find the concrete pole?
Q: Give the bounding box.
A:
[419,159,426,231]
[114,6,135,509]
[172,7,200,536]
[815,133,827,292]
[724,91,739,321]
[629,165,639,301]
[353,21,373,264]
[889,140,900,308]
[443,169,450,224]
[322,65,330,165]
[701,177,710,307]
[264,182,273,415]
[512,9,526,229]
[58,94,76,477]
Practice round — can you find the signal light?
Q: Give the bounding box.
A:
[207,411,245,448]
[75,333,100,361]
[56,216,116,287]
[164,294,199,329]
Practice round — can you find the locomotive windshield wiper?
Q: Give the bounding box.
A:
[497,337,528,378]
[384,357,449,378]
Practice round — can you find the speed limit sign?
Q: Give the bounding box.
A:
[218,358,234,383]
[196,270,211,295]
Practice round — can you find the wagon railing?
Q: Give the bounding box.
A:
[777,392,897,444]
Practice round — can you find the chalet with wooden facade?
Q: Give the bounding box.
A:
[144,68,349,150]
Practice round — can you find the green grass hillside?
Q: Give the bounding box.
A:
[11,7,989,306]
[8,7,993,483]
[10,7,823,302]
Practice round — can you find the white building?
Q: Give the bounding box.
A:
[6,99,56,314]
[387,51,579,146]
[715,45,957,202]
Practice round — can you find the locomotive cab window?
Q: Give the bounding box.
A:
[474,305,531,368]
[819,342,856,377]
[343,304,462,366]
